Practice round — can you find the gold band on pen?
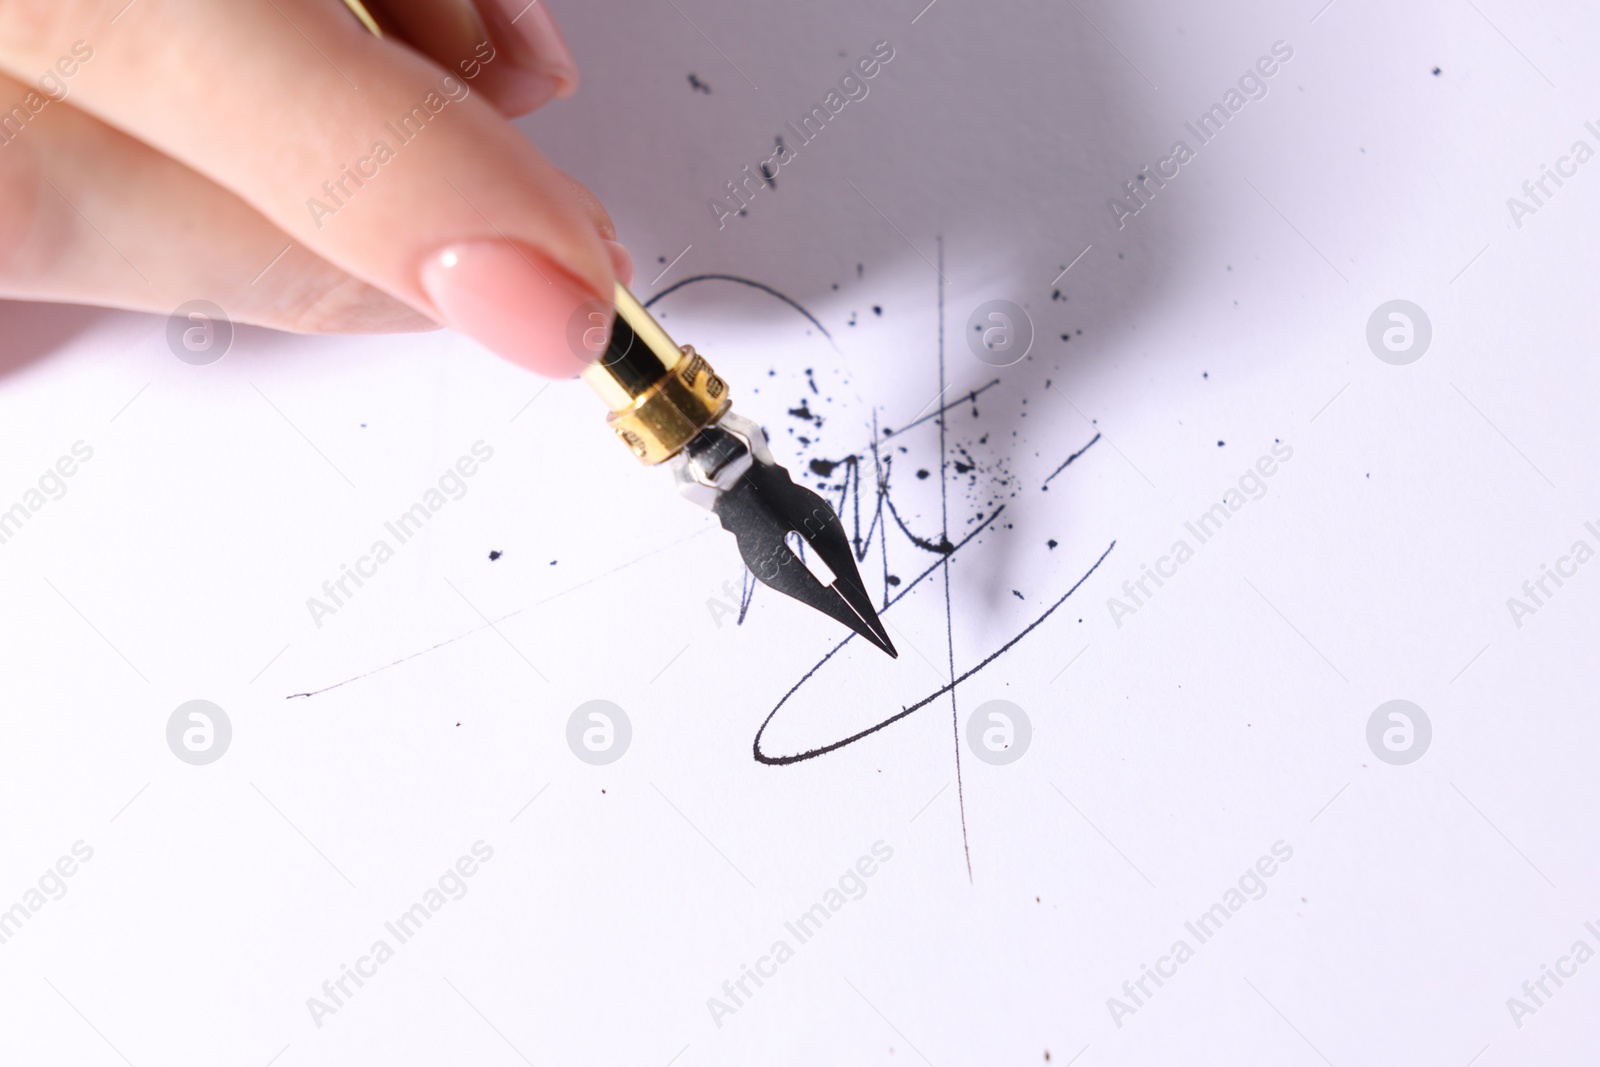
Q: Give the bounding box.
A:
[585,285,730,465]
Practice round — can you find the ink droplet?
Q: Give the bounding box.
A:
[488,550,502,561]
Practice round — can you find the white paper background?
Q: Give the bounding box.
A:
[3,0,1599,1063]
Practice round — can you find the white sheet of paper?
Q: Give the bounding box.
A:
[3,0,1598,1063]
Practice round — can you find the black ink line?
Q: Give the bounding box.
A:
[935,237,972,881]
[754,510,1003,761]
[1043,432,1102,486]
[287,527,710,699]
[646,274,835,344]
[885,494,952,555]
[884,379,1001,440]
[872,420,890,609]
[752,531,1116,764]
[737,566,756,624]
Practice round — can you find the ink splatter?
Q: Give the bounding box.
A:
[638,277,1115,771]
[688,73,712,93]
[291,270,1116,817]
[488,550,502,561]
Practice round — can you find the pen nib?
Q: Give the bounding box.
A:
[713,460,897,658]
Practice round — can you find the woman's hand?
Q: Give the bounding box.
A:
[0,0,631,376]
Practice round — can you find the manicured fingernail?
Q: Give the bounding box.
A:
[603,240,633,287]
[487,0,579,96]
[421,241,608,376]
[496,69,562,113]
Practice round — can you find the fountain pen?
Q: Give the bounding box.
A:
[582,283,902,655]
[342,0,894,656]
[583,284,897,657]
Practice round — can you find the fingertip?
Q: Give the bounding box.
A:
[420,240,612,377]
[477,0,579,97]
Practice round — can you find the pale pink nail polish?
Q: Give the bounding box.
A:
[485,0,579,96]
[495,70,563,114]
[603,240,633,287]
[420,241,609,377]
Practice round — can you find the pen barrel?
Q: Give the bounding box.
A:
[582,284,731,465]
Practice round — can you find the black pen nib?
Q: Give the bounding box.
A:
[713,460,897,658]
